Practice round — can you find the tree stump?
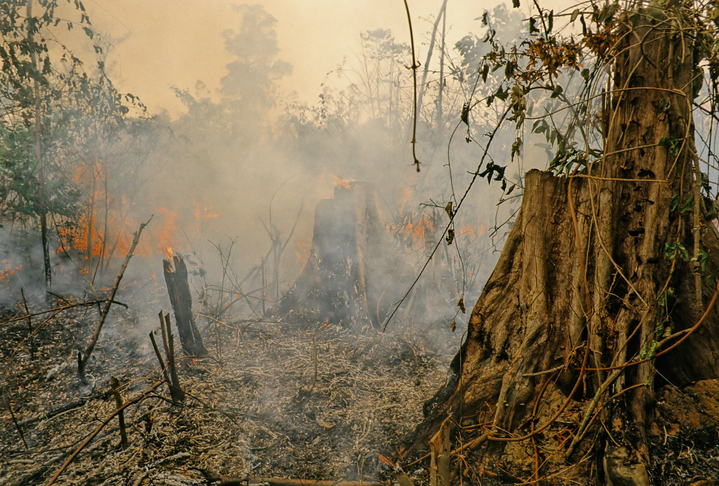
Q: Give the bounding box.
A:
[277,181,397,328]
[404,9,719,482]
[163,254,208,356]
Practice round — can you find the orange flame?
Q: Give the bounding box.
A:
[295,239,311,263]
[329,174,352,189]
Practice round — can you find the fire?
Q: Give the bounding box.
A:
[329,174,352,189]
[164,246,174,261]
[0,262,21,285]
[295,239,311,262]
[393,211,436,248]
[195,205,223,221]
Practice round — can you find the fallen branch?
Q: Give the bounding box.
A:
[195,470,383,486]
[251,478,383,486]
[18,398,89,428]
[43,380,163,486]
[1,298,128,325]
[78,217,151,380]
[2,389,28,450]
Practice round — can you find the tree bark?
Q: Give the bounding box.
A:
[406,7,719,483]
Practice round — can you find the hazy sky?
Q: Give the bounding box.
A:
[84,0,505,116]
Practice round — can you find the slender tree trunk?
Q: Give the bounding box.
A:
[27,0,51,291]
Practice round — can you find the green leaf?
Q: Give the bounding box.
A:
[669,194,681,212]
[698,250,711,272]
[677,242,690,261]
[570,9,581,22]
[680,195,694,214]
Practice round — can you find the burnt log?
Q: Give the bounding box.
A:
[163,255,208,356]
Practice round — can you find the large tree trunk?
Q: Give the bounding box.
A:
[406,7,719,484]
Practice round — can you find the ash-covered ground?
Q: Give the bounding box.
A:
[0,279,460,486]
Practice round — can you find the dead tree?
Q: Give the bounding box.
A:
[163,254,208,357]
[405,4,719,484]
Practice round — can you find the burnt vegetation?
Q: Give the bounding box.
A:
[2,1,719,486]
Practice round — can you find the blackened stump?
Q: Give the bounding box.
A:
[277,182,396,328]
[163,255,208,356]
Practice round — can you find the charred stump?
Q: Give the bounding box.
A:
[405,7,719,485]
[277,181,396,328]
[163,254,208,357]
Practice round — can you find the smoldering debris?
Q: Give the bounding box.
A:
[0,279,458,486]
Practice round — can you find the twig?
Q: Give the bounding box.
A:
[402,0,421,172]
[18,398,89,428]
[383,108,512,331]
[44,380,163,486]
[309,337,318,394]
[4,392,28,450]
[194,470,383,486]
[149,330,171,386]
[1,298,128,325]
[20,288,34,359]
[159,311,185,403]
[79,217,152,376]
[110,376,128,449]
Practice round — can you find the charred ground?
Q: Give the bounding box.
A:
[0,278,459,486]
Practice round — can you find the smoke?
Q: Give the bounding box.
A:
[0,1,539,341]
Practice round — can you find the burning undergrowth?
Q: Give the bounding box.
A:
[0,269,460,485]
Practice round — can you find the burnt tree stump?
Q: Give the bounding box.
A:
[163,255,208,356]
[278,181,398,328]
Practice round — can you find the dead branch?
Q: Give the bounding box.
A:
[17,398,89,428]
[195,470,383,486]
[149,330,171,387]
[2,388,28,450]
[160,311,185,403]
[43,380,163,486]
[79,217,152,378]
[250,477,384,486]
[1,298,127,326]
[19,288,34,359]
